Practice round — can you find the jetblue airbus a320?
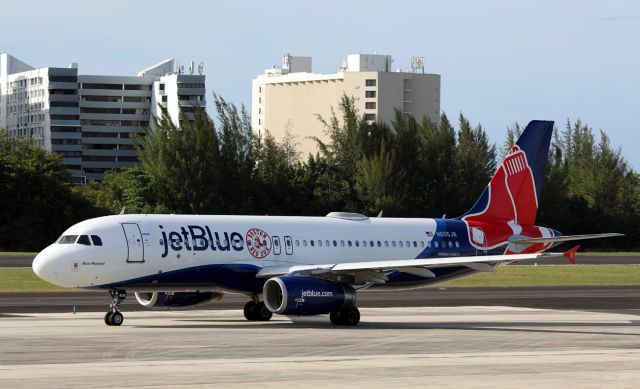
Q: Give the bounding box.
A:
[32,121,621,326]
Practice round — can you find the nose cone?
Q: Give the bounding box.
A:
[32,246,59,285]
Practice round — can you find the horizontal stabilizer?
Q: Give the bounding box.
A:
[510,233,624,244]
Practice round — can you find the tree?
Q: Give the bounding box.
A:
[454,113,496,214]
[137,106,220,214]
[0,130,101,251]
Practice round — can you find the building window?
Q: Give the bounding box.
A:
[365,79,376,87]
[364,113,376,121]
[365,102,376,110]
[365,90,376,98]
[162,96,167,102]
[159,84,165,91]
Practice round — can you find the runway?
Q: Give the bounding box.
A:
[1,306,639,388]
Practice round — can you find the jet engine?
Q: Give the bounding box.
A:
[134,291,223,310]
[263,276,356,315]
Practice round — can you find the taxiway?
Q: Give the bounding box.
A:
[1,306,639,388]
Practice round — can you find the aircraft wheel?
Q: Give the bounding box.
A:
[110,311,124,326]
[330,311,344,325]
[343,307,360,326]
[244,301,258,321]
[104,312,113,326]
[256,302,273,321]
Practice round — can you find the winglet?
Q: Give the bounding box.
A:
[563,245,580,265]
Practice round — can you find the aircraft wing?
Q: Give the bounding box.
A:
[256,252,560,280]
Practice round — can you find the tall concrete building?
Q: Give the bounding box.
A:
[252,53,441,156]
[0,53,206,183]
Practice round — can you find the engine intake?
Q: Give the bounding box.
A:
[263,276,356,315]
[134,291,223,310]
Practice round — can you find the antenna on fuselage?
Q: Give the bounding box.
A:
[119,207,126,215]
[377,210,383,218]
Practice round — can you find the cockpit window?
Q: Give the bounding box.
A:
[91,235,103,246]
[58,235,78,244]
[77,235,91,245]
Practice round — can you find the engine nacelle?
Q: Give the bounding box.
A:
[134,291,223,310]
[263,276,356,315]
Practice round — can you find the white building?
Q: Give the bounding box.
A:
[252,53,441,156]
[0,53,206,182]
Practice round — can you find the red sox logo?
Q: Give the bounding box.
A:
[245,228,272,259]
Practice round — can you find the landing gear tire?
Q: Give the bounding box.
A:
[244,301,272,321]
[329,311,344,325]
[330,306,360,326]
[104,312,113,325]
[110,311,124,326]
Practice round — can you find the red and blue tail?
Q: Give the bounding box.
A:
[460,120,554,249]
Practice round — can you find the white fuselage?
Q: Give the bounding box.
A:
[33,213,478,291]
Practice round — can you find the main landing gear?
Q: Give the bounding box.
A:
[243,300,273,321]
[330,306,360,326]
[104,289,127,326]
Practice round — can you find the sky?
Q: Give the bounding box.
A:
[2,0,639,168]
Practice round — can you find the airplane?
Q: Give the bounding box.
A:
[32,120,622,326]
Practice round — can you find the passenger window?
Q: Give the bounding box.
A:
[455,241,460,248]
[391,241,396,248]
[435,241,439,248]
[77,235,91,245]
[348,240,352,247]
[399,241,403,248]
[91,235,103,246]
[333,240,337,247]
[58,235,78,244]
[325,240,330,247]
[406,241,410,247]
[355,241,359,247]
[295,240,300,247]
[370,241,374,247]
[413,241,417,248]
[310,240,314,247]
[420,241,424,248]
[362,240,367,247]
[427,241,431,248]
[303,240,307,247]
[377,241,381,247]
[384,241,389,247]
[340,240,345,247]
[448,241,453,248]
[318,240,322,247]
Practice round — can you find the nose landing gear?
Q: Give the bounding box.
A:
[105,289,127,326]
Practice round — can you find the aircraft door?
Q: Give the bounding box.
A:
[284,236,293,255]
[122,223,145,263]
[273,236,281,255]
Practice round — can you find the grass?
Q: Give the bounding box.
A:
[0,265,639,292]
[0,252,38,257]
[0,268,74,292]
[443,265,640,287]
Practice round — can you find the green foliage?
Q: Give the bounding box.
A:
[79,167,156,214]
[0,130,102,251]
[137,105,221,214]
[529,120,639,250]
[4,93,639,252]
